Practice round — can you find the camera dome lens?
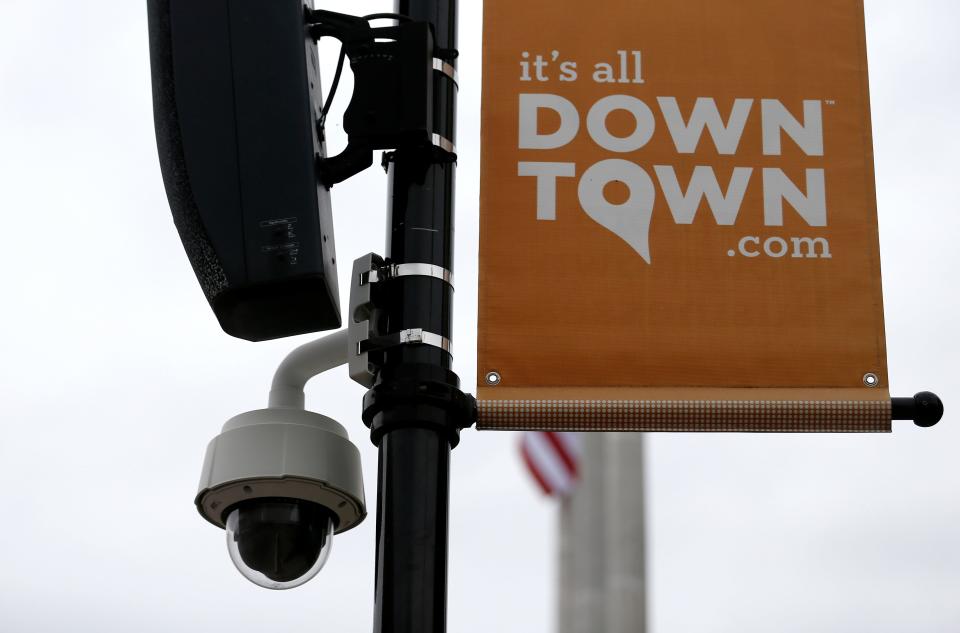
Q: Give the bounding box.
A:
[225,499,335,590]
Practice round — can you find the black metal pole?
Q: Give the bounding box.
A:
[361,1,469,633]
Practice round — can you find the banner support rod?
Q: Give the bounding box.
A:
[891,392,944,427]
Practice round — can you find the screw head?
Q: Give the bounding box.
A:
[863,373,879,387]
[485,372,502,386]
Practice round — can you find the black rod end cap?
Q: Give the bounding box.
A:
[892,391,944,428]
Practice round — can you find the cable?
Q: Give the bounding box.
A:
[363,13,412,22]
[315,13,411,131]
[319,45,347,129]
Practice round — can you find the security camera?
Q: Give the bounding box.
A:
[195,407,366,589]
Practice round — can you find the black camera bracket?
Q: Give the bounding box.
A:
[306,10,445,187]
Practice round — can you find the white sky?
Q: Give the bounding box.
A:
[1,1,958,631]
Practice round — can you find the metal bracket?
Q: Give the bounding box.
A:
[431,133,457,155]
[432,58,458,84]
[361,262,454,287]
[349,254,454,388]
[349,253,383,388]
[307,10,436,187]
[359,328,452,355]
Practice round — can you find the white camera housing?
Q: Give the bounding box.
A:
[195,407,366,532]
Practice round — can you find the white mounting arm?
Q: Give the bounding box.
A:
[268,329,350,409]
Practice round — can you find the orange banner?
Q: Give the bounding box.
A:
[477,0,889,432]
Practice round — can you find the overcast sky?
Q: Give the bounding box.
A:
[1,1,958,632]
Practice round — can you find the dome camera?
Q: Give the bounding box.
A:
[196,408,366,589]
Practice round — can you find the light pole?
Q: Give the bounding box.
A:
[361,2,471,632]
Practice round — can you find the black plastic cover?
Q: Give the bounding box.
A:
[147,0,341,341]
[307,13,435,186]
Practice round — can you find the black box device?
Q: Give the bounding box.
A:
[147,0,340,341]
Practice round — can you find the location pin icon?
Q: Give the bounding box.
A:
[577,159,655,264]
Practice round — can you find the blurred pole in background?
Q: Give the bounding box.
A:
[559,433,647,633]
